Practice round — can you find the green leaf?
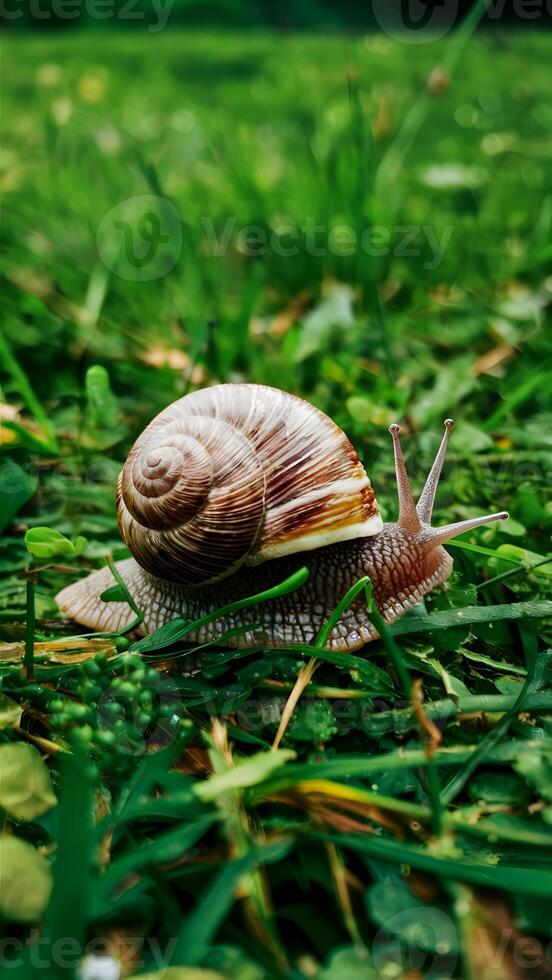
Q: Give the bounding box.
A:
[195,749,296,802]
[294,283,354,362]
[0,692,23,729]
[72,535,87,556]
[467,772,530,805]
[459,648,527,676]
[366,878,458,955]
[346,395,379,425]
[287,699,337,743]
[130,617,195,653]
[448,419,494,452]
[495,544,552,578]
[515,747,552,804]
[409,358,476,428]
[100,583,128,603]
[317,946,377,980]
[2,419,59,454]
[0,836,53,923]
[447,539,521,562]
[484,366,552,428]
[201,946,264,980]
[0,743,57,820]
[268,645,393,691]
[84,364,117,422]
[0,460,36,533]
[24,527,86,560]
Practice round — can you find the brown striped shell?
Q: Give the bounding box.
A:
[116,384,382,587]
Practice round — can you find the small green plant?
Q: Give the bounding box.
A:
[23,527,87,680]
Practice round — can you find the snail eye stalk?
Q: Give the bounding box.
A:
[388,420,508,541]
[424,511,509,546]
[416,419,454,524]
[388,424,421,534]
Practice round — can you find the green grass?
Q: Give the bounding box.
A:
[1,26,552,980]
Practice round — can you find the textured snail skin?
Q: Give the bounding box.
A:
[55,523,453,652]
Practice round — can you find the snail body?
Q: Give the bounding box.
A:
[57,384,507,652]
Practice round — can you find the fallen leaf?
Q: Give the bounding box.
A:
[268,288,312,337]
[471,345,516,377]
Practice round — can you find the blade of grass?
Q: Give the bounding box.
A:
[368,595,444,835]
[271,576,375,750]
[66,556,146,643]
[169,838,291,967]
[362,691,552,737]
[104,554,143,633]
[42,740,94,977]
[142,624,257,664]
[314,831,552,899]
[252,739,546,799]
[365,582,412,697]
[0,331,58,452]
[476,555,552,591]
[24,573,36,681]
[266,778,552,848]
[389,600,552,636]
[483,363,552,429]
[446,540,522,563]
[130,567,309,654]
[326,840,364,949]
[95,815,219,911]
[441,648,552,806]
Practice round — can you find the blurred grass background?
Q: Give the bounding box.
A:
[2,27,551,537]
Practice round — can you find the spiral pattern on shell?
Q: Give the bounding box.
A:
[117,384,382,587]
[118,413,265,586]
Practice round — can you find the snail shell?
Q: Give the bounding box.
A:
[117,383,382,586]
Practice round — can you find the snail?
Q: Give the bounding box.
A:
[56,384,508,652]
